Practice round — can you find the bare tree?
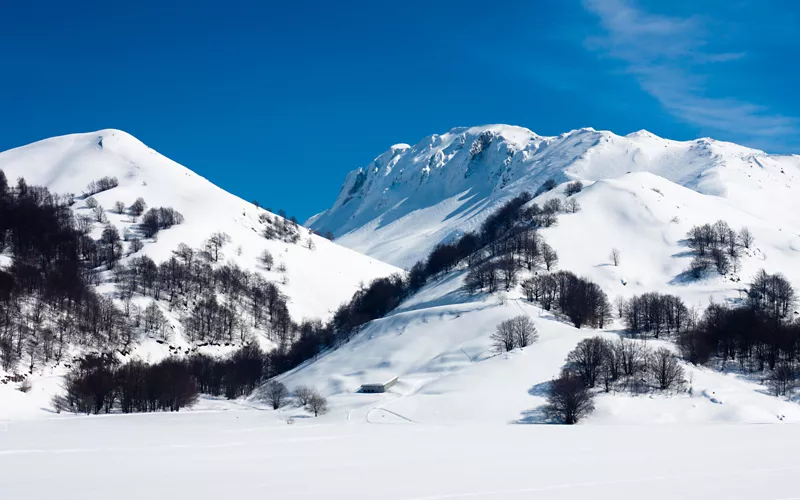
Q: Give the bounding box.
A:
[542,243,558,271]
[93,204,106,223]
[565,198,581,214]
[129,197,147,217]
[738,227,754,249]
[614,296,626,318]
[306,390,328,417]
[491,319,516,353]
[129,238,143,255]
[544,371,595,424]
[263,381,289,409]
[113,201,126,214]
[564,181,584,196]
[204,232,231,262]
[258,249,274,270]
[566,337,607,388]
[294,385,314,406]
[648,347,685,391]
[766,360,796,397]
[497,256,519,290]
[85,196,98,208]
[610,248,621,267]
[512,316,537,348]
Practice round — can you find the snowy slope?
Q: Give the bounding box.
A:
[286,127,800,426]
[0,129,399,322]
[278,268,800,426]
[309,125,800,269]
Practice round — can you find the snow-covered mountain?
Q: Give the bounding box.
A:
[284,168,800,425]
[280,125,800,426]
[309,125,800,269]
[0,129,398,321]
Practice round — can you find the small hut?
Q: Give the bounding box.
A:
[359,376,398,393]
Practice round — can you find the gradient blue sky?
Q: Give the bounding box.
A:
[1,0,798,220]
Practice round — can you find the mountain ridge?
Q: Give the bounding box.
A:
[308,124,800,268]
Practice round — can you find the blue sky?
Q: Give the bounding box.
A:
[1,0,798,221]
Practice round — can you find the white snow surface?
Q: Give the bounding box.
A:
[2,403,800,500]
[308,124,800,269]
[0,129,399,322]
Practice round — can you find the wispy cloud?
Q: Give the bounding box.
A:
[583,0,798,151]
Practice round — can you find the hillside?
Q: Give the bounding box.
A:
[280,173,800,424]
[308,125,800,269]
[0,129,398,320]
[283,126,800,426]
[0,130,399,419]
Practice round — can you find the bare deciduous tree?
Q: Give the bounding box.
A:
[648,347,685,390]
[93,204,106,223]
[566,337,607,388]
[263,381,289,410]
[129,238,143,255]
[610,248,621,267]
[204,232,231,262]
[294,385,314,406]
[738,227,754,249]
[129,197,147,217]
[306,390,328,417]
[544,371,595,424]
[258,249,274,270]
[542,243,558,271]
[565,198,581,214]
[767,360,796,397]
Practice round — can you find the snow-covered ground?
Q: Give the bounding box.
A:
[276,268,800,426]
[3,405,800,500]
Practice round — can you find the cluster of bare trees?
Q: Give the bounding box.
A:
[621,292,688,339]
[55,354,198,415]
[83,176,119,196]
[141,207,184,238]
[491,315,538,352]
[677,270,799,397]
[189,344,268,399]
[113,239,294,348]
[685,221,753,278]
[260,211,300,243]
[564,181,583,196]
[546,336,686,424]
[261,382,328,416]
[522,271,612,329]
[567,337,684,393]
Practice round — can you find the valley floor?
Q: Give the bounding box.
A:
[2,402,800,500]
